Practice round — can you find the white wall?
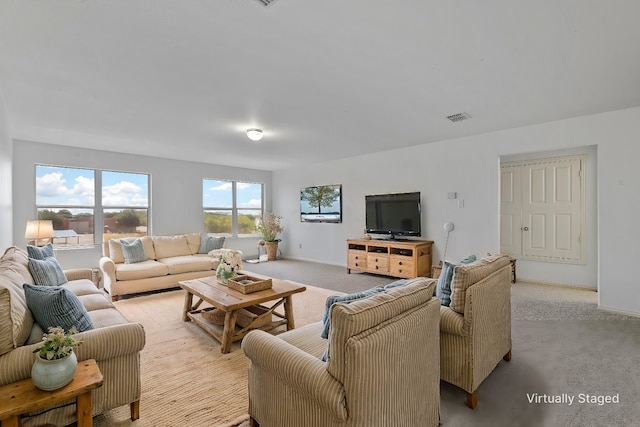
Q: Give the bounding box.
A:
[0,87,11,249]
[273,107,640,315]
[12,140,272,268]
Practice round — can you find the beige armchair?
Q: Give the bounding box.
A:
[439,254,512,409]
[242,278,440,427]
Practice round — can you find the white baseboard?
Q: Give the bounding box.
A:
[517,278,597,291]
[597,305,640,319]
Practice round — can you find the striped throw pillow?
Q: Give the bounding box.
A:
[28,257,68,286]
[27,243,54,260]
[23,284,94,332]
[120,238,147,264]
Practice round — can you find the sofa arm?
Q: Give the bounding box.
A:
[99,256,117,290]
[0,322,145,387]
[440,306,466,336]
[242,330,347,421]
[64,268,94,282]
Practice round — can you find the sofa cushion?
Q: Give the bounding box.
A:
[0,247,35,355]
[120,238,147,264]
[153,235,191,259]
[108,236,155,263]
[158,256,214,275]
[115,260,169,281]
[27,243,54,260]
[24,284,95,332]
[185,233,202,255]
[0,277,34,355]
[28,257,68,286]
[198,235,225,254]
[449,254,511,314]
[63,279,102,296]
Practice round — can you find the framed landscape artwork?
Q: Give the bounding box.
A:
[300,184,342,223]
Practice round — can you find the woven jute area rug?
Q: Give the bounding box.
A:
[93,283,340,427]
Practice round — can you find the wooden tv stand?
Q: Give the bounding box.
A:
[347,239,433,279]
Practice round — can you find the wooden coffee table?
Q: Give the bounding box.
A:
[179,272,306,353]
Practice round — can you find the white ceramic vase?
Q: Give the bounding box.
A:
[31,351,78,391]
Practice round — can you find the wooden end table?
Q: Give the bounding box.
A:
[0,359,103,427]
[180,272,306,353]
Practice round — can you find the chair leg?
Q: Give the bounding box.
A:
[466,391,478,409]
[130,400,140,421]
[249,416,260,427]
[503,349,512,361]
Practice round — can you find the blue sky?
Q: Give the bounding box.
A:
[35,166,149,207]
[203,179,262,209]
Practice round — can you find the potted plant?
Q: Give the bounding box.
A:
[256,213,284,261]
[210,248,244,284]
[31,326,82,391]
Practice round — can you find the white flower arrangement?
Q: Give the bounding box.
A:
[210,248,243,273]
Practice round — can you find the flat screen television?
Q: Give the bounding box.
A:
[365,192,421,239]
[300,184,342,223]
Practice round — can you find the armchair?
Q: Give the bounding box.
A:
[439,254,512,409]
[242,278,440,427]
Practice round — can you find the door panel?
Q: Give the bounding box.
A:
[501,155,584,264]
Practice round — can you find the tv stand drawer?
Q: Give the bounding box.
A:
[346,239,434,279]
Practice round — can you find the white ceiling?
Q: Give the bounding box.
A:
[1,1,639,171]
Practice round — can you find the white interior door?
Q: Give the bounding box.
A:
[501,155,585,264]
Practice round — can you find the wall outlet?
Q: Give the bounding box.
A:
[298,243,303,249]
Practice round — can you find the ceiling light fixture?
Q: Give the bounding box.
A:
[246,128,264,141]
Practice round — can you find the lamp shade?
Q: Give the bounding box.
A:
[246,128,263,141]
[25,220,54,239]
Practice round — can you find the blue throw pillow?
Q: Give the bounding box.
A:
[23,284,94,332]
[199,235,225,254]
[320,287,384,339]
[28,257,68,286]
[120,238,147,264]
[27,243,54,260]
[436,255,477,306]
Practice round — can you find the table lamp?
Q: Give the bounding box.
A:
[25,220,54,246]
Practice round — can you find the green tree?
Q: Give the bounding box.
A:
[301,186,339,214]
[114,209,140,232]
[38,210,64,229]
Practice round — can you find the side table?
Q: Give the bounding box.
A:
[0,359,103,427]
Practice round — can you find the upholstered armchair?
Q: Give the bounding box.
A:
[439,254,512,409]
[242,278,440,427]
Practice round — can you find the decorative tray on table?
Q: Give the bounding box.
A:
[227,275,273,294]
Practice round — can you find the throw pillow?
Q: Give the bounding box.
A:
[435,262,455,306]
[27,243,54,260]
[435,255,477,306]
[23,284,94,332]
[120,238,147,264]
[28,257,68,286]
[320,287,384,339]
[199,235,225,254]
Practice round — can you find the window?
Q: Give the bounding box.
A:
[102,171,149,242]
[35,165,149,246]
[203,179,263,237]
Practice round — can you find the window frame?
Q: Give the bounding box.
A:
[35,164,150,247]
[203,178,264,238]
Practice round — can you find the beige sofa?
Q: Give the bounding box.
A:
[242,277,440,427]
[99,233,223,301]
[0,246,145,427]
[439,254,512,409]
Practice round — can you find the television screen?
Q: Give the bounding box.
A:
[365,192,421,238]
[300,184,342,223]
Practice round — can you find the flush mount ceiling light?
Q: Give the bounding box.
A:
[246,128,263,141]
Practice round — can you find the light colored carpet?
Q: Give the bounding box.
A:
[93,283,342,427]
[92,260,640,427]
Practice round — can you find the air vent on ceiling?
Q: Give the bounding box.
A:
[256,0,278,6]
[446,112,471,123]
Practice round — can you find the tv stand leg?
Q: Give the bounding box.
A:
[347,268,351,274]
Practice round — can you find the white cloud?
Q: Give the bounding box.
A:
[103,181,147,206]
[36,172,71,197]
[209,182,232,191]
